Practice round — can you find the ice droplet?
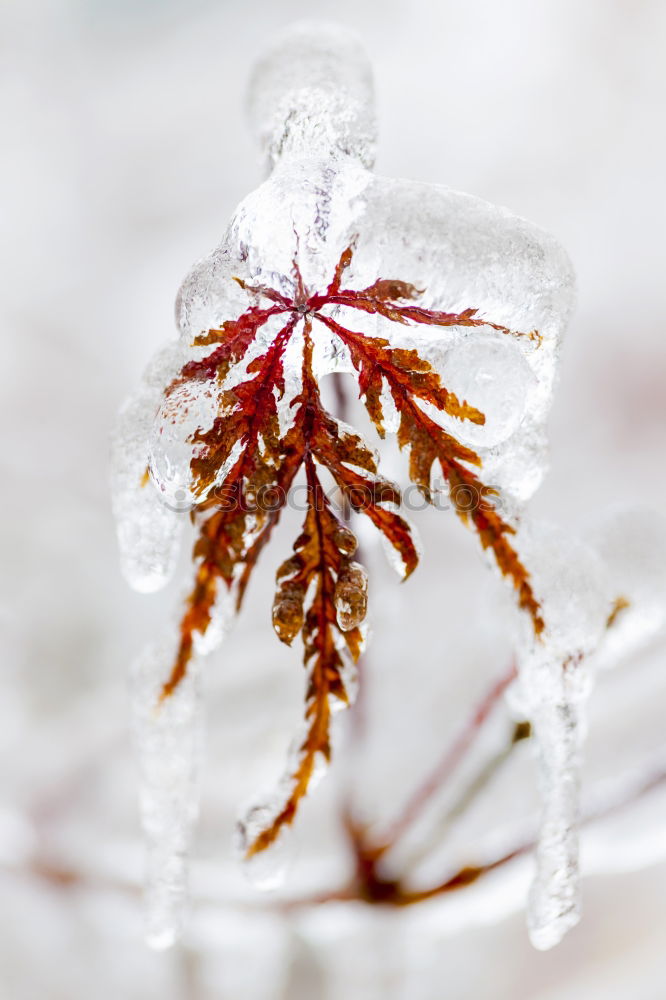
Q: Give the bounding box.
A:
[192,585,237,656]
[333,523,358,556]
[129,639,203,950]
[236,804,293,890]
[334,561,368,630]
[439,335,536,448]
[377,501,421,579]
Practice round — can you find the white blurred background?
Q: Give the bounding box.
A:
[2,0,666,997]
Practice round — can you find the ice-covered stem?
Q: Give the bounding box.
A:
[246,22,377,169]
[371,718,532,881]
[130,640,203,950]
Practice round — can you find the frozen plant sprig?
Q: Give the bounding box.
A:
[113,20,579,949]
[161,245,542,860]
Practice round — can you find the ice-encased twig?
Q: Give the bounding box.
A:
[111,342,186,592]
[129,638,203,949]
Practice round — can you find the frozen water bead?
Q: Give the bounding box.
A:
[237,803,294,891]
[439,334,537,448]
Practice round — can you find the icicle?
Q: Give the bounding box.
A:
[527,675,584,949]
[512,520,614,950]
[129,638,203,950]
[439,334,537,449]
[111,343,186,592]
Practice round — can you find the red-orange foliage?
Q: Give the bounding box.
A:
[158,244,544,855]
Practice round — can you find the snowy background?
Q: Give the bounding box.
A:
[2,0,666,997]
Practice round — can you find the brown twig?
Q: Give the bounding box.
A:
[9,757,666,915]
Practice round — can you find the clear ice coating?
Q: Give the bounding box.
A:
[112,20,580,948]
[111,343,186,590]
[149,378,227,509]
[115,17,575,570]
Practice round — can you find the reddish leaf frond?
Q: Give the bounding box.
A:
[157,241,545,848]
[247,454,365,857]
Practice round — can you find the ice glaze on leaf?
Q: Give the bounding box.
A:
[158,242,544,852]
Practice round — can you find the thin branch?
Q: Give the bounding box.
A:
[395,763,666,907]
[372,661,518,856]
[8,757,666,914]
[400,721,531,876]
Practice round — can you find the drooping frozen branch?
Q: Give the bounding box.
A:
[113,20,582,949]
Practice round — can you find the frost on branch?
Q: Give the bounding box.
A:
[113,21,577,947]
